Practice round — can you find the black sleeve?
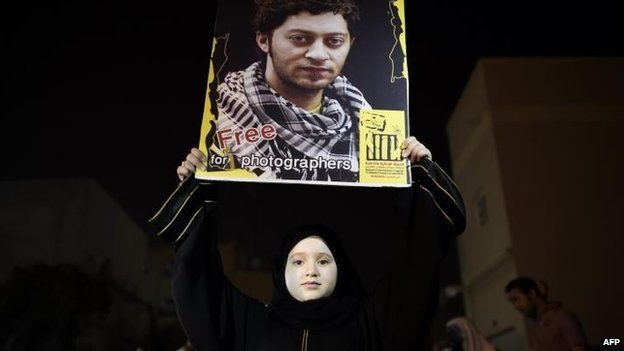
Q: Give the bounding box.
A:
[367,158,466,350]
[149,178,267,351]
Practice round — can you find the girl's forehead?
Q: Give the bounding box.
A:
[288,236,333,256]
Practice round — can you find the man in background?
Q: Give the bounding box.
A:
[505,277,588,351]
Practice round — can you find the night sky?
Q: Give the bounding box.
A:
[1,0,622,226]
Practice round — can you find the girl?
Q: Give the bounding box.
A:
[151,137,465,350]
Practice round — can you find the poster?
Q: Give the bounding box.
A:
[195,0,411,187]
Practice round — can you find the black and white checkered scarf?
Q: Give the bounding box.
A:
[216,62,370,180]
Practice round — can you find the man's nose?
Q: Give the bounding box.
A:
[305,39,330,62]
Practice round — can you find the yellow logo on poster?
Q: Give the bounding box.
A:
[359,109,408,184]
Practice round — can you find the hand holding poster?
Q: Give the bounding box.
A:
[196,0,411,187]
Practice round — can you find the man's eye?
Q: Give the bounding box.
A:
[326,38,344,47]
[290,35,309,44]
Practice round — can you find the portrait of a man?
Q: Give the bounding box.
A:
[201,0,409,184]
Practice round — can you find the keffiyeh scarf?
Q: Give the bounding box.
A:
[216,62,370,180]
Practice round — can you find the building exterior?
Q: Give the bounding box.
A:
[447,57,624,350]
[0,178,177,348]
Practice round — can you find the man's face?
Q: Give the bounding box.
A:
[257,11,352,93]
[506,288,538,319]
[284,236,338,302]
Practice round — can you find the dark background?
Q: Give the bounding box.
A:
[1,1,622,346]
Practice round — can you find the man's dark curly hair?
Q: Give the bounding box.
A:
[253,0,360,37]
[505,277,540,295]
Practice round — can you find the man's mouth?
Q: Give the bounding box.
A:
[300,66,331,73]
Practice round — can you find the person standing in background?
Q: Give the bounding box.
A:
[505,277,588,351]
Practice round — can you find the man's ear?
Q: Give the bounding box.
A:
[256,31,270,54]
[529,289,538,300]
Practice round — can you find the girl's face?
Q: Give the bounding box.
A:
[284,236,338,302]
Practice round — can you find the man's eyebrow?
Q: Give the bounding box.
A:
[285,29,348,36]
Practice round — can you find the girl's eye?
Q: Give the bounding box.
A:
[293,260,304,266]
[318,259,329,265]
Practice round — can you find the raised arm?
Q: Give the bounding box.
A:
[149,148,266,350]
[401,135,465,237]
[367,137,466,350]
